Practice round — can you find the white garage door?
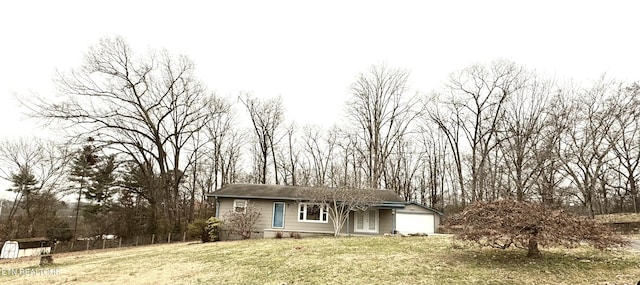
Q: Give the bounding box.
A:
[396,213,435,234]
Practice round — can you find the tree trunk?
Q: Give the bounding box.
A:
[527,233,541,258]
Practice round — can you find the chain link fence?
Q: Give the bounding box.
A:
[51,233,200,254]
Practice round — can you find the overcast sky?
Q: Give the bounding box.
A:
[2,0,639,139]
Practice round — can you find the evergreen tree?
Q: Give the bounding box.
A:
[68,145,98,238]
[6,166,38,237]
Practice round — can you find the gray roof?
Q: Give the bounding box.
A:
[207,184,405,203]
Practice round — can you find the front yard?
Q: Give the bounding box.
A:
[0,235,638,284]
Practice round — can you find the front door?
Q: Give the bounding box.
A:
[272,202,285,228]
[354,209,378,233]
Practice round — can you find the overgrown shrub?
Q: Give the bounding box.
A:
[275,231,283,239]
[445,200,628,257]
[222,203,261,240]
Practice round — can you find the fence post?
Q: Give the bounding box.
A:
[86,240,90,251]
[151,234,155,245]
[168,233,171,243]
[119,237,122,248]
[53,242,57,254]
[70,241,74,251]
[183,232,186,242]
[102,239,106,249]
[135,236,139,246]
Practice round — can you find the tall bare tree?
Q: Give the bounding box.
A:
[240,94,284,184]
[300,125,339,187]
[498,75,553,201]
[26,36,213,234]
[428,96,467,206]
[558,80,619,217]
[443,60,527,202]
[347,63,420,189]
[605,83,640,212]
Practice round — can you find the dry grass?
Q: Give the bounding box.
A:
[596,213,640,223]
[0,235,639,284]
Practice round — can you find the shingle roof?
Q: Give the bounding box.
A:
[206,184,405,203]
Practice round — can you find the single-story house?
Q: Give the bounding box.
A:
[206,184,442,239]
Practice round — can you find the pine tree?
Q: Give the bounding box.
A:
[68,145,97,239]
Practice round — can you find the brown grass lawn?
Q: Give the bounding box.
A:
[0,235,638,285]
[596,213,640,223]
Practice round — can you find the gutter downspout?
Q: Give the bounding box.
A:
[392,209,396,234]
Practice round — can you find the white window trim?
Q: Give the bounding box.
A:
[272,202,286,229]
[354,209,379,233]
[297,203,329,223]
[233,199,248,213]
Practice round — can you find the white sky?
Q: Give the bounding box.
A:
[2,1,639,134]
[0,1,639,196]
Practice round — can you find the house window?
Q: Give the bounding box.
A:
[298,203,328,223]
[354,209,378,233]
[233,199,248,213]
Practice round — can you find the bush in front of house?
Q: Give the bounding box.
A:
[206,217,222,241]
[222,203,261,239]
[187,217,222,242]
[187,218,211,242]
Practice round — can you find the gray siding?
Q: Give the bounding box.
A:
[345,208,393,235]
[217,198,338,238]
[217,198,399,238]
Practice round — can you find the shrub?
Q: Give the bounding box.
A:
[206,217,222,241]
[187,217,223,242]
[445,200,628,257]
[275,231,283,239]
[222,204,261,240]
[187,218,211,242]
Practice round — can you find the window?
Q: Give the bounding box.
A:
[233,199,248,213]
[272,202,285,228]
[354,209,378,233]
[298,203,328,223]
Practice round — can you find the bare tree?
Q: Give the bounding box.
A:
[385,138,422,202]
[201,96,245,192]
[25,36,214,234]
[442,60,527,202]
[0,138,71,238]
[306,187,382,236]
[347,63,420,189]
[428,96,467,206]
[418,129,449,211]
[278,122,301,186]
[558,80,618,217]
[240,94,284,184]
[498,75,553,201]
[301,125,339,187]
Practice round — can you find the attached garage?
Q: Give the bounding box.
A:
[394,203,441,234]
